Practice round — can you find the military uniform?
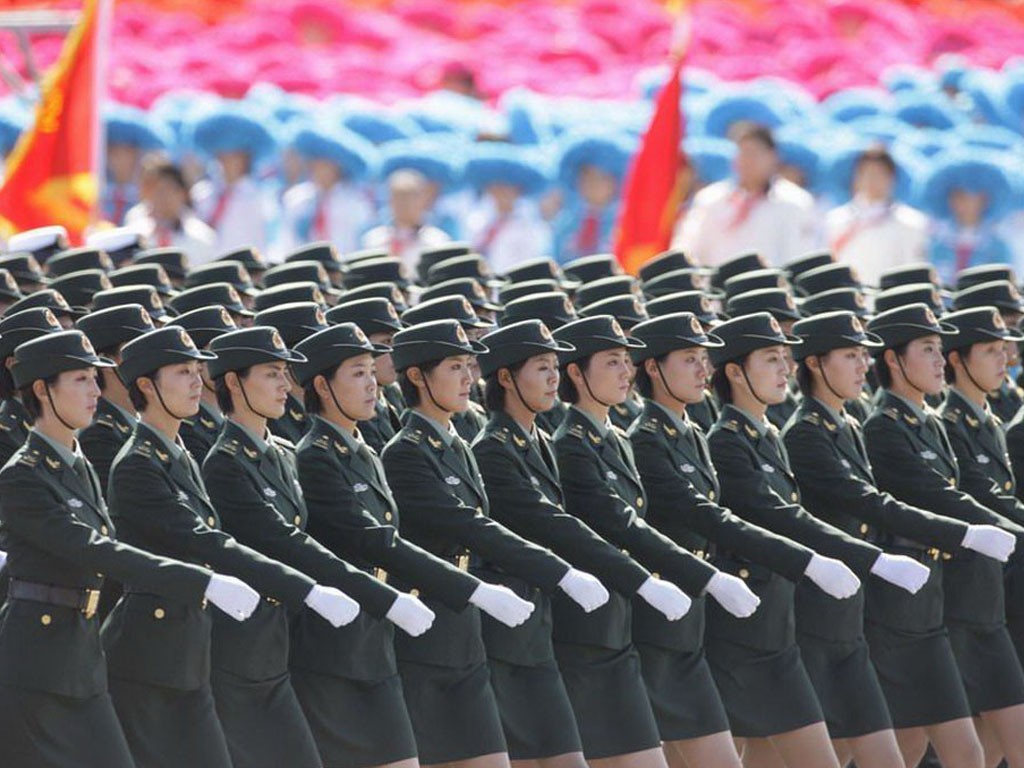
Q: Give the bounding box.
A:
[0,331,212,767]
[104,328,322,768]
[0,397,31,469]
[988,376,1024,427]
[359,394,402,455]
[180,400,225,465]
[269,391,309,444]
[79,397,136,497]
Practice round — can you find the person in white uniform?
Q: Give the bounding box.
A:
[361,169,451,276]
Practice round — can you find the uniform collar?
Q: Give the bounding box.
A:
[572,405,611,437]
[229,418,271,454]
[416,410,457,447]
[951,388,991,424]
[810,396,847,429]
[650,400,690,435]
[105,398,137,425]
[723,404,770,437]
[888,390,931,423]
[32,427,82,467]
[142,420,185,460]
[316,414,363,454]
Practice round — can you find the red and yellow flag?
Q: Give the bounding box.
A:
[614,42,687,275]
[0,0,107,244]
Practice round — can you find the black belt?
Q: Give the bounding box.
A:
[9,578,101,619]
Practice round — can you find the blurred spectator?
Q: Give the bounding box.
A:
[130,160,217,266]
[362,169,451,273]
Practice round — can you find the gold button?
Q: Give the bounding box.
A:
[100,525,109,536]
[947,478,955,487]
[707,491,715,500]
[154,608,165,620]
[739,568,750,580]
[207,516,215,526]
[384,512,393,522]
[40,614,51,626]
[293,515,301,526]
[410,589,420,598]
[790,492,798,501]
[859,523,869,535]
[621,549,630,557]
[1006,481,1013,491]
[475,506,483,514]
[651,572,660,579]
[636,497,644,508]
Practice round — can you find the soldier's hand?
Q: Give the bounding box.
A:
[304,585,360,628]
[205,574,260,621]
[706,571,760,618]
[962,524,1016,562]
[804,554,861,599]
[636,576,692,621]
[558,568,610,613]
[469,582,534,627]
[386,593,435,637]
[0,549,7,571]
[869,553,930,595]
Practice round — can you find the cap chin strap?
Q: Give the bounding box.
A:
[151,378,191,421]
[894,353,927,397]
[44,383,79,432]
[237,377,277,421]
[739,363,771,407]
[578,368,614,409]
[421,373,453,416]
[959,355,991,397]
[655,360,690,407]
[816,356,848,404]
[510,370,542,415]
[325,379,362,424]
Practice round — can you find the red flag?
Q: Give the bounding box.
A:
[614,53,687,275]
[0,0,107,244]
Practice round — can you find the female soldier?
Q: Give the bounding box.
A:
[201,326,436,768]
[0,330,257,767]
[862,303,1023,768]
[381,319,610,768]
[546,314,725,768]
[706,312,931,768]
[785,310,1019,768]
[475,318,757,768]
[290,322,538,768]
[103,327,364,768]
[938,307,1024,766]
[627,312,854,768]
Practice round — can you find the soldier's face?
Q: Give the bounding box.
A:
[657,347,710,404]
[421,355,475,413]
[816,346,868,401]
[47,367,101,430]
[509,353,560,413]
[958,340,1008,394]
[326,353,378,423]
[895,335,945,396]
[370,332,396,386]
[152,361,204,417]
[236,362,291,420]
[574,348,632,407]
[739,345,790,405]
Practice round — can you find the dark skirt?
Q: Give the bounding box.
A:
[397,658,507,765]
[705,640,824,738]
[796,635,893,739]
[488,657,583,760]
[108,676,233,768]
[211,668,321,768]
[864,621,971,729]
[554,642,661,759]
[636,643,731,741]
[0,685,135,768]
[947,622,1024,715]
[291,669,418,768]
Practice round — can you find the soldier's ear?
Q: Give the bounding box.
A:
[406,366,424,388]
[31,378,48,403]
[644,358,659,380]
[497,367,513,389]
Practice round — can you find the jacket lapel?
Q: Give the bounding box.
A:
[883,393,959,477]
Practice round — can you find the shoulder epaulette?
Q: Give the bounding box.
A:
[566,422,585,440]
[0,421,10,432]
[16,449,39,468]
[721,419,739,433]
[133,439,154,458]
[199,416,217,430]
[402,428,423,445]
[638,418,658,434]
[312,433,331,451]
[882,407,899,421]
[800,411,821,426]
[492,427,509,444]
[942,408,962,424]
[333,440,349,456]
[217,438,240,457]
[94,413,117,430]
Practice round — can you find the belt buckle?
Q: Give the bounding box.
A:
[374,567,389,584]
[927,547,941,562]
[82,589,100,619]
[456,554,470,572]
[693,549,705,560]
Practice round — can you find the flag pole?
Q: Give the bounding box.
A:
[91,0,112,232]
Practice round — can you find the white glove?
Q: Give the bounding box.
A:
[962,525,1017,563]
[705,571,760,618]
[304,584,360,628]
[558,568,610,613]
[636,576,692,621]
[870,553,931,595]
[0,549,7,570]
[386,593,436,637]
[205,574,260,622]
[804,554,861,599]
[469,582,535,628]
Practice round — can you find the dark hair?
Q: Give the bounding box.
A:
[795,358,815,397]
[558,354,593,405]
[0,360,14,401]
[634,353,669,399]
[18,374,59,423]
[397,359,443,407]
[854,146,897,178]
[872,342,908,389]
[94,345,121,394]
[482,359,528,413]
[153,161,193,207]
[729,121,776,152]
[944,346,971,385]
[128,379,149,411]
[302,363,342,415]
[213,368,252,414]
[711,354,750,404]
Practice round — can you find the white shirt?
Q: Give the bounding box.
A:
[826,198,928,286]
[361,223,451,275]
[192,175,275,254]
[132,210,218,266]
[675,178,820,267]
[465,198,552,275]
[278,180,375,259]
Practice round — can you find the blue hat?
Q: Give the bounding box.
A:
[557,132,635,189]
[464,143,551,196]
[881,64,934,94]
[823,141,919,204]
[379,137,463,190]
[0,99,27,156]
[291,123,378,182]
[918,150,1018,223]
[104,103,168,151]
[342,107,422,146]
[683,136,734,185]
[822,88,891,123]
[189,102,277,164]
[500,88,556,145]
[892,92,964,131]
[775,133,822,193]
[701,92,786,138]
[960,70,1016,129]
